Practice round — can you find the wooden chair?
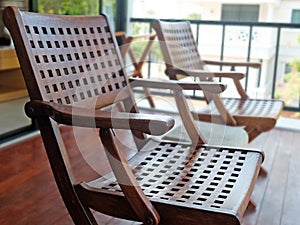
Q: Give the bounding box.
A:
[153,19,284,142]
[113,31,249,149]
[116,32,249,149]
[4,7,264,225]
[115,31,250,149]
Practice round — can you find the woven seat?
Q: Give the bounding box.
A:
[4,7,264,225]
[153,19,284,142]
[194,98,284,135]
[78,142,262,225]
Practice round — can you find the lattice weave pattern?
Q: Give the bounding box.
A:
[161,22,204,70]
[23,18,126,105]
[98,142,255,210]
[223,98,282,117]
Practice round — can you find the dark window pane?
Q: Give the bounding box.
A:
[221,4,259,22]
[291,10,300,23]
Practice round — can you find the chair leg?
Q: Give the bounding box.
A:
[83,206,99,225]
[259,166,268,177]
[248,199,256,210]
[246,127,268,177]
[67,203,98,225]
[143,87,155,108]
[246,127,261,142]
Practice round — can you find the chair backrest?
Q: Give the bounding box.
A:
[3,6,144,182]
[153,19,238,125]
[5,8,134,109]
[152,20,205,79]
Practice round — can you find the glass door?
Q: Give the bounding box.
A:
[0,0,32,142]
[0,0,122,142]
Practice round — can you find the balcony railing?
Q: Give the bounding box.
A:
[127,18,300,112]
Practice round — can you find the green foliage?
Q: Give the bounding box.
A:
[130,23,163,61]
[102,0,117,24]
[186,13,202,20]
[277,71,300,105]
[130,40,163,63]
[289,59,300,72]
[276,35,300,107]
[38,0,99,15]
[276,57,300,106]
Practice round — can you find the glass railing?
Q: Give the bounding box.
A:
[127,18,300,112]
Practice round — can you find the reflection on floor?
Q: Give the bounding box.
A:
[0,97,31,136]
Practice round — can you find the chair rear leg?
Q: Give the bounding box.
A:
[259,166,268,176]
[245,126,268,176]
[245,127,261,142]
[66,201,98,225]
[248,199,256,209]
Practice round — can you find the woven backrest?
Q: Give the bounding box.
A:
[153,20,205,71]
[7,9,130,109]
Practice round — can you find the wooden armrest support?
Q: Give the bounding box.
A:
[25,100,174,135]
[203,60,261,69]
[114,31,125,37]
[165,68,245,80]
[165,68,249,99]
[128,33,156,41]
[100,129,161,225]
[115,31,156,40]
[129,77,227,93]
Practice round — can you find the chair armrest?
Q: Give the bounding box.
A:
[25,100,174,136]
[129,77,227,93]
[165,68,249,99]
[203,59,261,69]
[115,32,156,41]
[114,31,126,37]
[165,67,245,80]
[127,33,156,41]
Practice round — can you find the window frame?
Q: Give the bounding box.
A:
[221,4,260,22]
[291,9,300,24]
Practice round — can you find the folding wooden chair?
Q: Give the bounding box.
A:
[153,19,284,142]
[4,7,264,225]
[115,31,250,149]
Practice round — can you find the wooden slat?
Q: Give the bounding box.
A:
[242,130,280,224]
[280,131,300,224]
[256,135,291,225]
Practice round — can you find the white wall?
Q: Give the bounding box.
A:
[273,0,300,23]
[131,0,203,19]
[131,0,300,23]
